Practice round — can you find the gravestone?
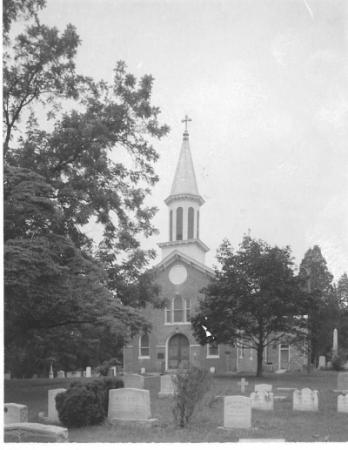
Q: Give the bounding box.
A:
[57,370,65,378]
[337,372,348,391]
[5,372,11,380]
[48,389,66,423]
[123,373,145,389]
[318,355,326,368]
[140,367,146,374]
[250,391,274,410]
[210,366,216,374]
[218,396,251,429]
[4,423,68,443]
[237,378,249,393]
[108,388,157,424]
[4,403,28,424]
[255,383,272,392]
[158,374,175,397]
[337,393,348,413]
[85,366,92,378]
[293,388,319,412]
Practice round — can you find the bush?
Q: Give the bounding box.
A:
[96,358,121,376]
[332,353,346,371]
[172,367,211,428]
[56,377,124,428]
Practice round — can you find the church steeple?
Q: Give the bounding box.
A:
[159,116,209,264]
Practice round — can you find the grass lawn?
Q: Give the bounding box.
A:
[4,370,348,442]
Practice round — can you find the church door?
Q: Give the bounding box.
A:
[168,334,190,370]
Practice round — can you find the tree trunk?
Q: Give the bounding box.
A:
[256,343,263,377]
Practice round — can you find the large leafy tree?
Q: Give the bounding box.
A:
[4,0,168,374]
[298,246,339,366]
[192,236,303,377]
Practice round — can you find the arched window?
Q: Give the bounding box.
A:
[169,210,173,241]
[173,295,184,322]
[139,333,150,358]
[176,207,183,240]
[197,210,200,238]
[188,207,194,239]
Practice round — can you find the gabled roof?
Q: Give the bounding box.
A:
[154,249,215,277]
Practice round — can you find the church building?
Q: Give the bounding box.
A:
[123,118,304,374]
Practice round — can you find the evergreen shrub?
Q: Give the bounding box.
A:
[172,367,211,428]
[56,377,124,427]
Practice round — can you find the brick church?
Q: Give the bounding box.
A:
[123,119,304,374]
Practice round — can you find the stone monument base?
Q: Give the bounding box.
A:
[109,418,158,427]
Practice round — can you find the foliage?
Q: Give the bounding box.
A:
[192,235,303,377]
[56,377,124,428]
[96,358,122,376]
[331,352,346,372]
[298,246,339,367]
[3,0,168,372]
[172,367,211,428]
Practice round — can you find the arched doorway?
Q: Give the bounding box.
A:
[168,333,190,370]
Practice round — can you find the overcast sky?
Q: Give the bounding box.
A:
[39,0,348,279]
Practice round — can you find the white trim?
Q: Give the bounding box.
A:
[164,296,191,325]
[138,335,150,359]
[190,344,201,347]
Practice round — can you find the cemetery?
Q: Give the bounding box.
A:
[4,369,348,442]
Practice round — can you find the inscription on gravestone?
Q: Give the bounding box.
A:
[221,396,251,429]
[108,388,153,422]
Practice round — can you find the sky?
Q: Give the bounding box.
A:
[37,0,348,279]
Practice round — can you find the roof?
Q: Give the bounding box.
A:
[154,249,215,277]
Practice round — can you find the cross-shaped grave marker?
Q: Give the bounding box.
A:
[238,377,249,393]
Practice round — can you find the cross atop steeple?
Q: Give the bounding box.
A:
[181,115,192,132]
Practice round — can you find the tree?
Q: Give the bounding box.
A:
[4,1,168,374]
[191,236,303,377]
[337,273,348,309]
[298,246,339,367]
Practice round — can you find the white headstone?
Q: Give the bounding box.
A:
[210,366,216,374]
[140,367,146,374]
[4,403,28,424]
[5,372,11,380]
[49,363,54,379]
[337,393,348,413]
[123,373,145,389]
[4,423,68,443]
[255,383,273,392]
[293,388,318,412]
[48,389,66,423]
[250,391,274,410]
[220,396,251,429]
[108,388,156,423]
[337,372,348,391]
[318,356,326,368]
[159,374,175,397]
[85,366,92,378]
[57,370,65,378]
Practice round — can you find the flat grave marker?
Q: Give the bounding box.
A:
[48,388,66,423]
[4,403,28,425]
[108,388,157,424]
[293,387,318,412]
[219,395,251,429]
[4,423,68,443]
[337,393,348,414]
